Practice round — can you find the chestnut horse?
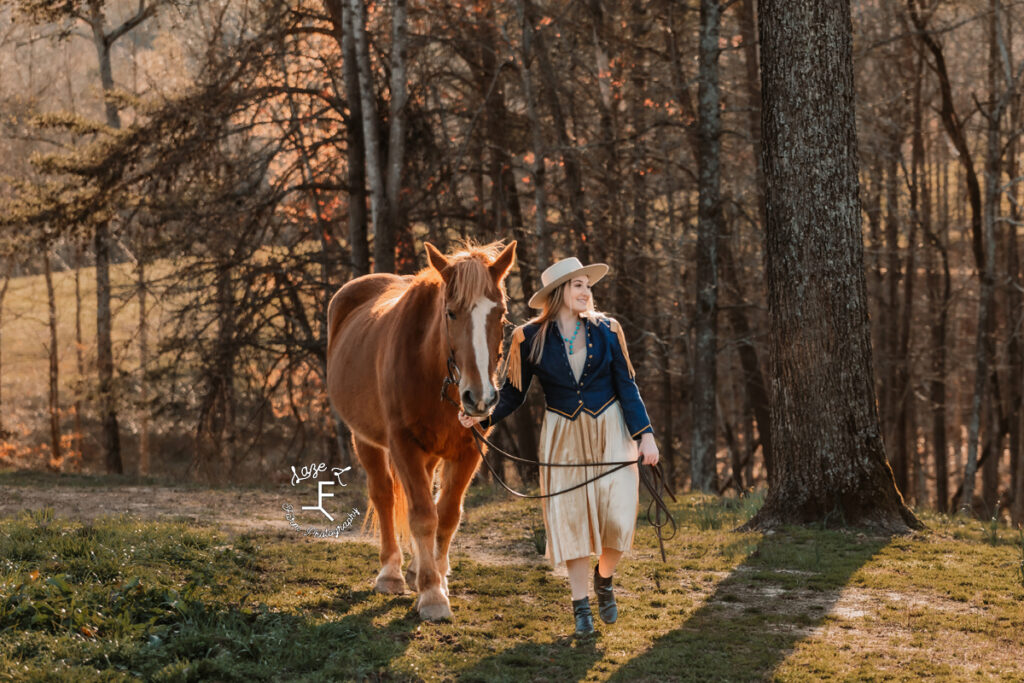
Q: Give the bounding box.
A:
[326,241,516,621]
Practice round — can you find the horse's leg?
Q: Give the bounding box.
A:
[404,456,441,590]
[390,440,451,621]
[435,448,480,597]
[352,436,405,594]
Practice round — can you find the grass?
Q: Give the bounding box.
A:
[1,479,1023,681]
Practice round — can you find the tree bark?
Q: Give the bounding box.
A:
[743,0,920,532]
[692,0,722,493]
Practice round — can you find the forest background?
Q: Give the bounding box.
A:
[1,0,1021,525]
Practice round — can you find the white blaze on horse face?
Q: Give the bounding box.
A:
[467,296,498,408]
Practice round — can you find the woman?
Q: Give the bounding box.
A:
[459,257,659,637]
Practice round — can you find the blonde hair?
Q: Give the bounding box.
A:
[527,281,604,364]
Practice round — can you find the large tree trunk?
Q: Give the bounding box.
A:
[743,0,919,532]
[692,0,722,493]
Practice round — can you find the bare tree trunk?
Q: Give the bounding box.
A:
[480,8,532,290]
[735,0,775,484]
[738,0,765,230]
[692,0,722,493]
[909,1,990,514]
[137,257,149,476]
[523,0,587,258]
[73,245,84,466]
[1009,50,1024,527]
[883,149,909,494]
[348,0,389,273]
[516,0,549,275]
[44,253,61,468]
[92,19,124,472]
[720,242,773,484]
[972,0,1004,515]
[744,0,919,531]
[325,0,369,277]
[930,136,952,512]
[386,0,409,272]
[93,222,121,474]
[0,271,9,437]
[86,2,156,475]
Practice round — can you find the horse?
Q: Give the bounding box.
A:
[326,240,516,621]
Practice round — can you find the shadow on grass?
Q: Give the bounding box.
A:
[455,631,605,683]
[107,587,419,681]
[605,530,892,682]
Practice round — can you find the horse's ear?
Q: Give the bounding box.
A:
[425,242,450,276]
[489,240,517,282]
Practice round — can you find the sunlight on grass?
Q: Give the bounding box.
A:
[1,488,1022,681]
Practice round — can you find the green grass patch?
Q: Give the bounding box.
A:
[1,484,1022,681]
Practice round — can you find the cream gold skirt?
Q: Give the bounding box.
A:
[538,400,640,566]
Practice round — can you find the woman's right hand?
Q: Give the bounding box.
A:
[458,410,484,428]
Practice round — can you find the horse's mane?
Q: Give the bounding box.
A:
[413,241,507,310]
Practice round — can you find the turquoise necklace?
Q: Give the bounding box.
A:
[562,319,582,354]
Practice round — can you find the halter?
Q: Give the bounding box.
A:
[440,302,510,409]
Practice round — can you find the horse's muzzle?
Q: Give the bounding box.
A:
[461,389,498,417]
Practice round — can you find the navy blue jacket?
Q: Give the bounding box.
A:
[483,316,654,439]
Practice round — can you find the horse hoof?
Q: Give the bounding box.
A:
[417,589,452,622]
[418,601,452,622]
[374,576,406,594]
[404,567,418,589]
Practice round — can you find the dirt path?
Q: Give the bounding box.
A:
[0,480,353,536]
[0,477,550,570]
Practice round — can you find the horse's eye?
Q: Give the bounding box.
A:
[447,309,456,320]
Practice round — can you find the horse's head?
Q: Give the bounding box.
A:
[426,240,517,418]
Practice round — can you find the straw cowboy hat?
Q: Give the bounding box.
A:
[528,257,609,309]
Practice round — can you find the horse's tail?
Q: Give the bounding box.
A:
[359,452,411,546]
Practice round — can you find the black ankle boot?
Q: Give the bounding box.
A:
[572,596,595,636]
[594,566,618,624]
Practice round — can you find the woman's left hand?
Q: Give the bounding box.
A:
[638,433,659,466]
